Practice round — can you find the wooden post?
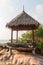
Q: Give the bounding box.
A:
[16,30,18,43]
[32,30,34,43]
[11,29,13,43]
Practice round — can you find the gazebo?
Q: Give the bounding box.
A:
[6,10,40,44]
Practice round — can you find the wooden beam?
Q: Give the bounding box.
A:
[32,30,34,43]
[11,29,13,43]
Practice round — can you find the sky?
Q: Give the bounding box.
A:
[0,0,43,40]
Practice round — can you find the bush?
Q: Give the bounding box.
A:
[36,44,43,55]
[36,44,43,50]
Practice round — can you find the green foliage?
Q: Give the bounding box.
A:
[36,44,43,49]
[35,26,43,44]
[19,31,32,43]
[36,27,43,38]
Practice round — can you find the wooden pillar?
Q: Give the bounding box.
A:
[32,48,35,55]
[11,29,13,43]
[16,30,18,43]
[32,30,34,43]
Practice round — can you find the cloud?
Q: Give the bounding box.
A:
[0,0,7,6]
[35,4,43,24]
[28,4,43,24]
[0,0,14,14]
[36,4,43,15]
[27,11,40,22]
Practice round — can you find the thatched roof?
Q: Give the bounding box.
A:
[6,11,40,30]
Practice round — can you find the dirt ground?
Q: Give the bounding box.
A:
[0,49,43,65]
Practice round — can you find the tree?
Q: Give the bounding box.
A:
[19,26,43,44]
[19,31,32,43]
[35,26,43,44]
